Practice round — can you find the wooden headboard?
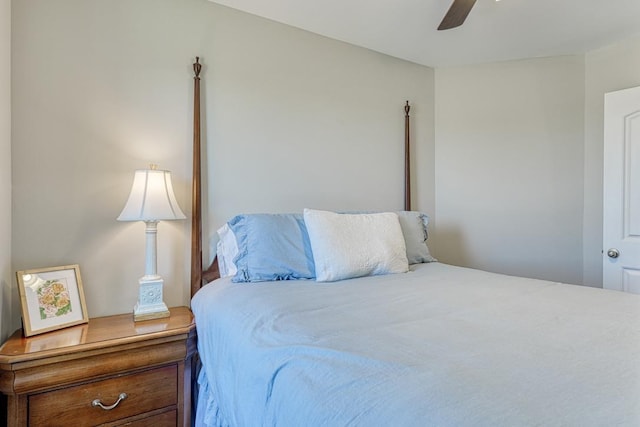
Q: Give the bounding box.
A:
[189,58,413,297]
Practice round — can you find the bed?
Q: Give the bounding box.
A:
[187,59,640,426]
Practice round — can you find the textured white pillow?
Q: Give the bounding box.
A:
[303,208,409,282]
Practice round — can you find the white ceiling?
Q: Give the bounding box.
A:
[208,0,640,67]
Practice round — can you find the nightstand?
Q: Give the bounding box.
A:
[0,306,196,427]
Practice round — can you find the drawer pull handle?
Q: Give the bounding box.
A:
[92,393,128,410]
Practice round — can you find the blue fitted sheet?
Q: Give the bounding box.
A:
[191,263,640,427]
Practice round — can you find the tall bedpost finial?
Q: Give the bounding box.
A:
[193,57,202,79]
[405,100,410,116]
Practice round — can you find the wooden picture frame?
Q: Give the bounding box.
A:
[16,264,89,337]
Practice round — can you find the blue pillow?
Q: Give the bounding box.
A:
[396,211,437,264]
[228,214,315,282]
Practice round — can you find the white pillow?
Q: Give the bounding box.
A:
[216,223,238,278]
[303,208,409,282]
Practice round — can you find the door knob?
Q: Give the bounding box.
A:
[607,248,620,259]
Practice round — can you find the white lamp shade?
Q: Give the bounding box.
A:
[117,169,186,221]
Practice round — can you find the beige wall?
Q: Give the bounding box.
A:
[200,1,435,252]
[433,56,586,285]
[431,37,640,288]
[582,34,640,287]
[11,0,435,326]
[1,0,11,340]
[10,1,639,334]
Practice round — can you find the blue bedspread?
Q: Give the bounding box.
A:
[191,263,640,427]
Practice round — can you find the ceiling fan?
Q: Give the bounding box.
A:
[438,0,478,30]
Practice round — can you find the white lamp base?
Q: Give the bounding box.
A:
[134,277,170,322]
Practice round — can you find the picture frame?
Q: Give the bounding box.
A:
[16,264,89,337]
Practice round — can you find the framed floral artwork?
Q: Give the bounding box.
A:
[16,264,89,337]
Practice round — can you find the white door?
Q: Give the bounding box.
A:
[603,85,640,293]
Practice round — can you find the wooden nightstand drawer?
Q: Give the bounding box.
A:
[29,365,177,427]
[112,409,177,427]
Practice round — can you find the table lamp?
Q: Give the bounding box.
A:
[118,165,186,321]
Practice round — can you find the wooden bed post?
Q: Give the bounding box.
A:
[191,58,221,296]
[404,101,411,211]
[191,57,203,298]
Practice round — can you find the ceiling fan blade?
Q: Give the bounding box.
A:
[438,0,478,30]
